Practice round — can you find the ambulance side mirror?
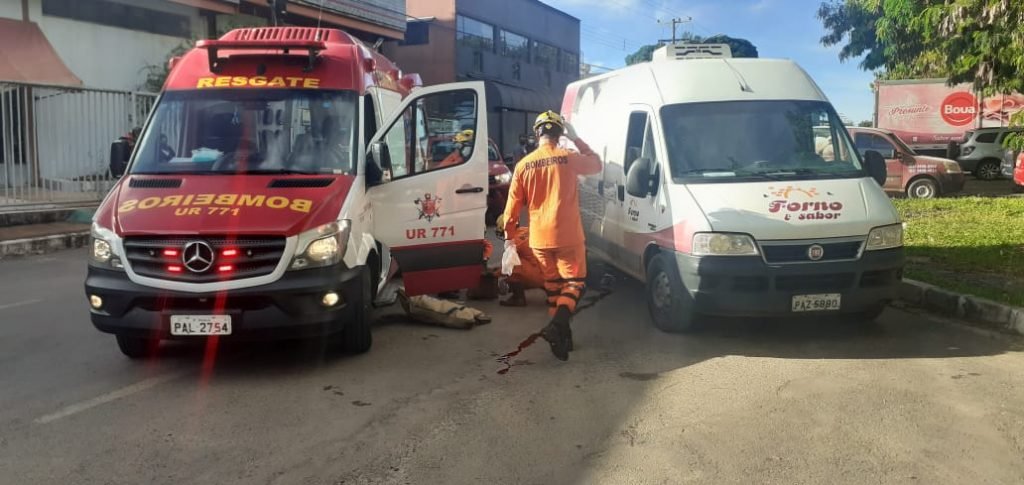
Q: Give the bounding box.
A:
[626,157,653,198]
[367,141,392,186]
[109,139,130,178]
[864,150,887,186]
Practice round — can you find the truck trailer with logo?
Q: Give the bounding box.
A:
[86,27,492,358]
[562,44,905,332]
[874,79,1024,157]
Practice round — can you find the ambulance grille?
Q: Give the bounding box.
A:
[124,236,286,283]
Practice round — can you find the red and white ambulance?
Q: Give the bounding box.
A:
[86,27,491,358]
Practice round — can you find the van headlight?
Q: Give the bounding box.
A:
[865,224,903,251]
[90,223,124,270]
[943,160,962,173]
[494,172,512,185]
[290,220,351,270]
[692,233,759,256]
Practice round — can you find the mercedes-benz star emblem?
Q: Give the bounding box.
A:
[182,241,215,273]
[807,244,825,261]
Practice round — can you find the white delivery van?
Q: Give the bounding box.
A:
[562,44,904,332]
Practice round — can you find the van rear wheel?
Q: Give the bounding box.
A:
[646,253,699,333]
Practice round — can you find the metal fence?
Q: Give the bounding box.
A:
[0,82,156,209]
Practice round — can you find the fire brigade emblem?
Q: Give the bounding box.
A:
[415,193,442,222]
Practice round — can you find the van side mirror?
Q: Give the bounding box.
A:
[864,150,887,186]
[626,157,653,198]
[109,139,131,178]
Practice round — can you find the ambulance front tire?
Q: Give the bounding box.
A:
[646,254,699,333]
[339,267,373,354]
[116,335,159,359]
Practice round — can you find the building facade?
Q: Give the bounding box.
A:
[384,0,580,156]
[0,0,407,206]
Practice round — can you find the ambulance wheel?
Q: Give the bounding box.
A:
[116,335,159,359]
[646,254,699,333]
[340,267,373,354]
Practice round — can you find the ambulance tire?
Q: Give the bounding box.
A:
[339,267,373,354]
[646,254,699,333]
[116,335,159,359]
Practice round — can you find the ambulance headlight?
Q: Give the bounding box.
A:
[290,220,351,270]
[90,223,124,270]
[494,172,512,185]
[866,224,903,251]
[692,233,759,256]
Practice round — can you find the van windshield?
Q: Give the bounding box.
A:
[660,100,864,183]
[131,89,358,176]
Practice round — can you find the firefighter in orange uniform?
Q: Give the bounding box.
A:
[501,111,602,361]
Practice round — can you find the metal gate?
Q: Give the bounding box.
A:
[0,82,156,209]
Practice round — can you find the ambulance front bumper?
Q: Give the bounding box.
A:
[85,265,363,340]
[674,248,904,317]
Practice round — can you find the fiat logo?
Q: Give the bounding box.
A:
[807,244,825,261]
[182,241,215,273]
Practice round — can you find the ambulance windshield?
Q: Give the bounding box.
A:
[661,100,864,183]
[131,89,358,175]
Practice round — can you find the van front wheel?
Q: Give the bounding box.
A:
[646,253,699,333]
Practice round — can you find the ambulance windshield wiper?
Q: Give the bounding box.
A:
[749,168,820,180]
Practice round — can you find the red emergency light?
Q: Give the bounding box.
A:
[167,265,183,273]
[221,248,238,257]
[218,265,234,273]
[196,39,327,73]
[163,249,179,257]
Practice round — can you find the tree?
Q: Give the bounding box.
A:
[817,1,1024,148]
[857,120,873,127]
[624,32,758,65]
[625,43,665,65]
[702,35,759,58]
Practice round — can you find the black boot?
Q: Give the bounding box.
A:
[541,307,572,361]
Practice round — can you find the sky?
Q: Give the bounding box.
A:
[542,0,876,123]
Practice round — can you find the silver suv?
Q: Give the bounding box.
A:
[958,127,1023,180]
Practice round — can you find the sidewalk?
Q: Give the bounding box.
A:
[0,209,93,259]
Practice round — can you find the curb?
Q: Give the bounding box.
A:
[0,232,90,259]
[899,279,1024,337]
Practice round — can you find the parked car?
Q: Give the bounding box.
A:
[1004,147,1024,193]
[487,139,511,223]
[958,127,1023,180]
[848,127,965,198]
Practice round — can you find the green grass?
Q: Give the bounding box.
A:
[893,197,1024,307]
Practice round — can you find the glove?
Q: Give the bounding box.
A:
[563,121,579,141]
[500,240,521,276]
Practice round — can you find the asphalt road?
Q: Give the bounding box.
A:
[2,249,1024,485]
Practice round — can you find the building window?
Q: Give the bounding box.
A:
[501,30,529,60]
[533,41,558,70]
[401,21,430,46]
[457,15,494,52]
[561,51,579,74]
[41,0,191,38]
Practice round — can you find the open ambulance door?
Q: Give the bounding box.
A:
[365,82,488,296]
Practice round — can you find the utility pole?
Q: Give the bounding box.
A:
[658,16,692,44]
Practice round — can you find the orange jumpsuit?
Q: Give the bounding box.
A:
[502,138,602,314]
